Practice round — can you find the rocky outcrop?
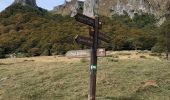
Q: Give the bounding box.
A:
[104,0,170,18]
[52,0,76,16]
[101,0,170,25]
[52,0,170,25]
[13,0,37,7]
[52,0,83,16]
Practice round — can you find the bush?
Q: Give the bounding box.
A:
[0,48,5,59]
[151,44,164,53]
[41,49,51,56]
[29,48,41,56]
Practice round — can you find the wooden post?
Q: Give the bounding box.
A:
[74,13,111,100]
[89,17,99,100]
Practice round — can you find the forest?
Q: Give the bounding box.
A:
[0,4,169,58]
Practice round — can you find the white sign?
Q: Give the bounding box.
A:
[65,48,106,58]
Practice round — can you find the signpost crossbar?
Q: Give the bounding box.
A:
[75,35,93,47]
[75,13,95,27]
[89,30,111,43]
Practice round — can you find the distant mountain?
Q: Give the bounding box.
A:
[13,0,37,7]
[52,0,170,25]
[99,0,170,25]
[52,0,84,16]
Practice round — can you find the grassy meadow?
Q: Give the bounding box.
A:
[0,51,170,100]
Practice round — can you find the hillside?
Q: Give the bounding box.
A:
[0,4,169,58]
[13,0,37,7]
[0,4,88,57]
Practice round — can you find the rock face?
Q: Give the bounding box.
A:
[52,0,76,15]
[53,0,170,25]
[103,0,170,25]
[100,0,170,24]
[13,0,37,7]
[52,0,83,16]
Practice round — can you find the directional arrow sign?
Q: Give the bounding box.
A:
[75,13,95,27]
[89,29,111,43]
[75,35,93,47]
[75,13,102,29]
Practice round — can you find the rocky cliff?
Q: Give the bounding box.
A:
[52,0,83,16]
[53,0,170,25]
[13,0,37,7]
[52,0,76,15]
[100,0,170,25]
[99,0,170,17]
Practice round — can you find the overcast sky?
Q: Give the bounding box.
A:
[0,0,65,12]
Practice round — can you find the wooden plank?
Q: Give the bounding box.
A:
[75,35,93,47]
[75,13,95,27]
[89,28,111,43]
[75,13,102,29]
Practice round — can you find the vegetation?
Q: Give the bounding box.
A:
[0,4,85,57]
[0,4,168,57]
[108,13,158,50]
[160,17,170,58]
[0,56,169,100]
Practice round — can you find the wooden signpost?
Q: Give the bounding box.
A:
[75,13,102,29]
[75,13,95,27]
[89,28,111,43]
[74,13,111,100]
[75,35,93,47]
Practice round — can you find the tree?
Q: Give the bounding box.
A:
[0,48,5,58]
[160,19,170,60]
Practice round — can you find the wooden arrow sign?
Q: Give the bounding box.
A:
[75,35,93,47]
[75,13,102,29]
[75,13,95,27]
[89,29,111,43]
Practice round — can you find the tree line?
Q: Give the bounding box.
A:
[0,4,169,58]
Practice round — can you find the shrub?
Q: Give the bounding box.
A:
[151,44,164,53]
[29,48,41,56]
[0,48,5,59]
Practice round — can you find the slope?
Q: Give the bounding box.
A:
[0,4,163,57]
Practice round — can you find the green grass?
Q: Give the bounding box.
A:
[0,58,170,100]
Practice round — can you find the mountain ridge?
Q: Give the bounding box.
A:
[53,0,170,25]
[13,0,37,7]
